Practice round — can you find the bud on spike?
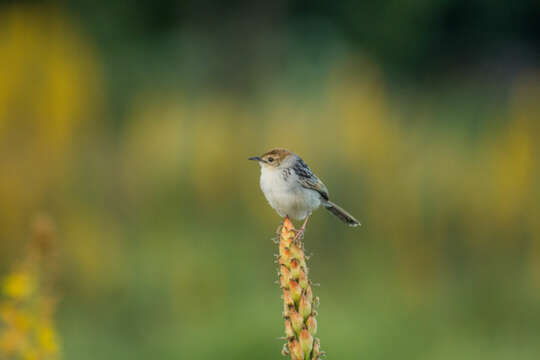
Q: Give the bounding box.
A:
[283,289,294,307]
[306,316,317,336]
[281,218,295,235]
[289,339,304,360]
[312,338,321,358]
[289,243,301,259]
[298,269,308,289]
[289,310,304,335]
[299,293,312,318]
[305,285,313,304]
[299,329,314,359]
[281,265,291,284]
[280,237,292,254]
[280,248,292,266]
[290,259,301,279]
[289,280,302,303]
[284,319,295,338]
[282,343,290,356]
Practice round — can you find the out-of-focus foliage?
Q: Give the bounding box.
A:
[0,2,539,360]
[0,6,101,264]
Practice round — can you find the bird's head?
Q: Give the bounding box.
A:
[248,148,293,168]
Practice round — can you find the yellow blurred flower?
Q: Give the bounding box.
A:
[0,217,60,360]
[2,273,35,301]
[37,325,59,354]
[22,349,39,360]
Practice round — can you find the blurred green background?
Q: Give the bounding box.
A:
[1,1,540,359]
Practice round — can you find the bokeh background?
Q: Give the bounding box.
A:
[1,1,540,359]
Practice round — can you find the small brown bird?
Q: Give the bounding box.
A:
[249,148,360,236]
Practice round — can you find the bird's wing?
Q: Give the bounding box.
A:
[293,158,329,200]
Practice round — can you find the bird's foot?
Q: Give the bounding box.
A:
[292,228,305,242]
[292,214,310,242]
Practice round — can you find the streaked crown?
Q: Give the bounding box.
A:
[248,148,294,167]
[261,148,293,166]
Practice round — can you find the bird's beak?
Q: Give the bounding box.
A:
[248,156,264,162]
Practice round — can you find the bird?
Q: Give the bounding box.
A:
[249,148,360,237]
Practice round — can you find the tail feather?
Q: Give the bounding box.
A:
[324,201,361,227]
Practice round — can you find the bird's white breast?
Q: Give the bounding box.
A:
[259,165,321,220]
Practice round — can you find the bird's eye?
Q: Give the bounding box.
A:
[268,157,274,162]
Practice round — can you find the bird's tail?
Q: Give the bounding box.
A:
[324,201,361,227]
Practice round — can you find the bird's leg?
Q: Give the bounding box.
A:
[293,214,310,242]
